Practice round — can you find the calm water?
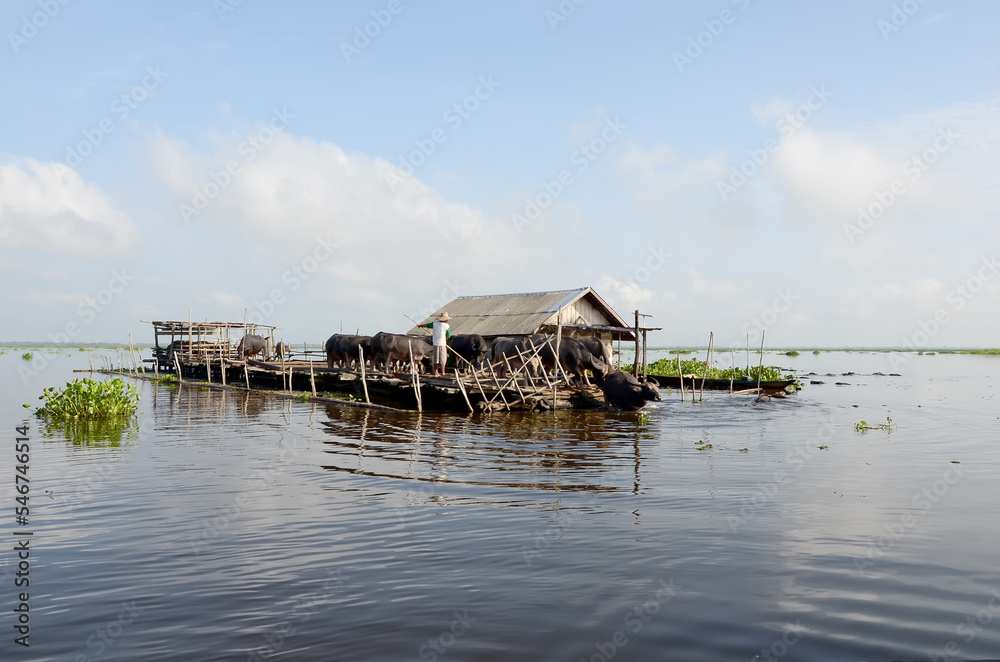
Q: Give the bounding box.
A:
[1,349,998,661]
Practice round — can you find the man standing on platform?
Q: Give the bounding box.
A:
[425,311,451,377]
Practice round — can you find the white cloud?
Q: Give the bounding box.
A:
[0,159,139,257]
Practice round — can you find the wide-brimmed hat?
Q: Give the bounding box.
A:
[437,312,451,321]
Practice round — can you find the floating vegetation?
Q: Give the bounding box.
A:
[818,445,829,450]
[784,350,800,357]
[21,352,33,361]
[855,417,894,433]
[29,378,139,445]
[812,350,821,355]
[635,357,795,384]
[636,412,649,425]
[31,378,139,419]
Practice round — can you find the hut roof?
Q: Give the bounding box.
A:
[406,287,638,339]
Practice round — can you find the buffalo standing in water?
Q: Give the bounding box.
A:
[595,370,661,411]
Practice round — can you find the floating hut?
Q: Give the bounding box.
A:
[142,287,659,412]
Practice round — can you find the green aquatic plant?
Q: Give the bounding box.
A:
[812,350,821,355]
[21,352,34,361]
[31,378,139,419]
[784,350,800,357]
[636,412,649,425]
[631,358,794,384]
[855,417,894,433]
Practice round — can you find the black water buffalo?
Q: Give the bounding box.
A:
[596,370,661,411]
[578,336,612,367]
[491,336,540,377]
[274,341,290,360]
[371,332,434,373]
[449,334,490,370]
[324,334,373,369]
[237,334,266,359]
[530,335,608,386]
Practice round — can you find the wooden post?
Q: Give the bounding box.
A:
[206,356,211,383]
[309,357,317,397]
[358,346,370,404]
[486,361,510,411]
[455,368,473,413]
[641,329,648,380]
[677,355,684,402]
[503,355,528,405]
[173,353,183,382]
[446,344,486,406]
[633,310,640,377]
[220,356,226,386]
[86,349,93,372]
[757,330,765,391]
[700,333,712,402]
[244,363,250,390]
[408,341,422,412]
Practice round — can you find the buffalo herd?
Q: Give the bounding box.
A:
[319,331,661,410]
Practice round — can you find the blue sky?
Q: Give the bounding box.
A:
[1,0,998,348]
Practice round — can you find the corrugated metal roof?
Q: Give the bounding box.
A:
[405,287,633,338]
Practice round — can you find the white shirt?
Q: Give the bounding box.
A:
[432,321,450,346]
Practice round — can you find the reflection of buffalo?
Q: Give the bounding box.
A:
[531,335,608,386]
[595,370,661,411]
[237,335,266,359]
[371,332,433,373]
[449,334,490,371]
[324,334,372,369]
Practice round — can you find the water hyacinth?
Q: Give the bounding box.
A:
[31,378,139,419]
[628,358,793,383]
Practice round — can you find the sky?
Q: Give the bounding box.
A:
[1,0,998,349]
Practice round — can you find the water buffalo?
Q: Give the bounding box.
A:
[578,336,612,367]
[237,334,266,359]
[324,334,373,369]
[371,332,434,373]
[596,370,661,411]
[449,334,490,371]
[274,341,290,360]
[491,336,540,378]
[530,335,608,386]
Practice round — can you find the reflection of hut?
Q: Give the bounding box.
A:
[405,287,656,372]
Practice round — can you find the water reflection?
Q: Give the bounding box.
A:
[318,404,659,493]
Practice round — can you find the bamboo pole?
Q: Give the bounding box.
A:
[205,356,211,383]
[446,344,486,406]
[87,349,93,373]
[309,357,317,397]
[486,361,510,412]
[677,355,684,402]
[503,355,528,405]
[288,366,293,394]
[757,330,765,392]
[358,346,370,404]
[632,310,640,377]
[700,332,713,402]
[455,367,473,413]
[408,341,422,412]
[244,363,250,390]
[220,356,226,386]
[173,353,183,382]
